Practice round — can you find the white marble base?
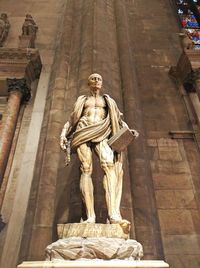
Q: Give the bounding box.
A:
[46,237,143,261]
[17,260,169,268]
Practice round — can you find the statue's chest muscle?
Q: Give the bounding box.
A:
[84,96,106,109]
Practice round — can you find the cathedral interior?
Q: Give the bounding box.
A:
[0,0,200,267]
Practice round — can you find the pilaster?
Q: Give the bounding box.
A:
[114,0,164,259]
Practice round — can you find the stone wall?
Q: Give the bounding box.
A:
[0,1,65,268]
[0,1,200,268]
[129,0,200,267]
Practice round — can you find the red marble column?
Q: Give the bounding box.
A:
[0,78,30,186]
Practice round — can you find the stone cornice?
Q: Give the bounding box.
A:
[0,48,40,61]
[0,47,42,96]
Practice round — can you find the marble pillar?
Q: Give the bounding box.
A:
[0,78,30,186]
[114,1,164,259]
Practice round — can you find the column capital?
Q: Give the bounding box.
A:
[7,78,31,102]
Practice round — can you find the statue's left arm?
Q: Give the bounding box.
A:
[106,94,139,138]
[121,120,139,138]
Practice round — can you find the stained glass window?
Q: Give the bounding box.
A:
[175,0,200,49]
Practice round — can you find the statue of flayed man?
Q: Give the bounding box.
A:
[60,73,139,225]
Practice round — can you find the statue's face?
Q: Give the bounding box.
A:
[1,13,6,19]
[88,73,102,90]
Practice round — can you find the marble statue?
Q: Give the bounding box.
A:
[0,13,10,47]
[22,14,38,36]
[60,73,139,225]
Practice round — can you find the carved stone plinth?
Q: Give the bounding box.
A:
[46,224,143,261]
[46,237,143,261]
[57,223,130,240]
[17,260,169,268]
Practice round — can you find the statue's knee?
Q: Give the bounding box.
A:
[80,163,92,174]
[101,161,114,171]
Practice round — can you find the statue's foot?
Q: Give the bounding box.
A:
[80,217,96,224]
[110,216,131,234]
[109,214,123,224]
[119,219,131,234]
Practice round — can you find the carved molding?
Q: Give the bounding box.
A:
[0,14,41,97]
[0,48,42,95]
[0,47,40,61]
[7,78,31,102]
[169,51,200,93]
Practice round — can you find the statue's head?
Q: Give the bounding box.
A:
[25,14,33,22]
[26,14,33,19]
[1,13,7,20]
[88,73,103,91]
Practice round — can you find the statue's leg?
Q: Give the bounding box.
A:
[95,140,122,223]
[115,160,123,219]
[77,143,95,223]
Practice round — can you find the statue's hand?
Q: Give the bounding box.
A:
[60,135,68,151]
[60,121,71,151]
[131,129,139,138]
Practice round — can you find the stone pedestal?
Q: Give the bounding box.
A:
[49,223,142,261]
[57,223,130,239]
[46,237,143,261]
[17,224,169,267]
[18,35,35,48]
[17,260,169,268]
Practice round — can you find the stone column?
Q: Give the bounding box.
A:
[0,78,30,186]
[114,0,164,259]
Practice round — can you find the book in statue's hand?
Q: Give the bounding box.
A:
[108,126,138,153]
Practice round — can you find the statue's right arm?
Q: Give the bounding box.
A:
[60,95,85,151]
[60,121,71,151]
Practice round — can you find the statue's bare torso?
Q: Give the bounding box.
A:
[82,95,107,124]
